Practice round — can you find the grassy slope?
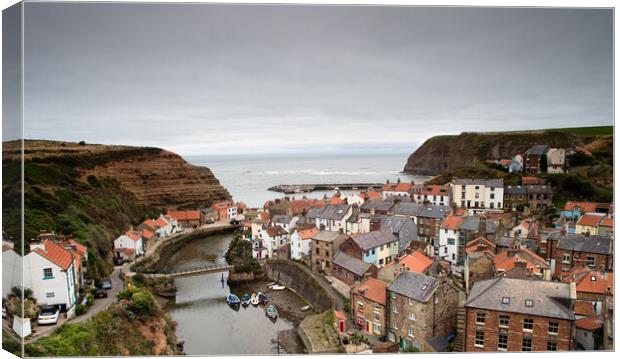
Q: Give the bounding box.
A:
[2,154,159,278]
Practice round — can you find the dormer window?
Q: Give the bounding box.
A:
[590,276,596,282]
[501,297,510,304]
[525,299,534,307]
[421,285,428,291]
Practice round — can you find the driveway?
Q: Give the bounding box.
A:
[72,264,126,323]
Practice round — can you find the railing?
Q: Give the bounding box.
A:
[160,262,233,276]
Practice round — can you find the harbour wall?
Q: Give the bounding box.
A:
[264,259,336,313]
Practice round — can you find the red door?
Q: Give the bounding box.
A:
[365,321,370,332]
[339,321,344,333]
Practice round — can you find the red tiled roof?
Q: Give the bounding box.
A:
[334,310,347,321]
[576,317,603,331]
[141,229,155,240]
[563,266,613,295]
[440,216,463,230]
[298,228,319,240]
[599,217,613,228]
[2,244,12,252]
[167,210,201,221]
[574,301,596,317]
[494,247,547,274]
[142,219,156,230]
[266,225,287,237]
[421,185,450,196]
[383,182,412,193]
[155,217,169,228]
[125,230,142,242]
[236,202,247,209]
[360,191,381,200]
[34,240,74,270]
[355,277,387,305]
[211,201,232,210]
[577,214,606,227]
[564,201,597,213]
[522,176,542,185]
[465,236,496,255]
[113,247,135,255]
[399,251,433,274]
[329,196,344,205]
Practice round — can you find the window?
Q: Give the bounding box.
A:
[408,298,414,306]
[525,299,533,307]
[408,328,414,338]
[548,322,559,334]
[476,312,486,324]
[498,334,508,350]
[475,331,484,347]
[46,292,55,298]
[499,315,509,327]
[547,341,557,351]
[587,256,596,267]
[391,292,396,300]
[522,338,532,351]
[448,238,455,245]
[502,297,510,304]
[523,318,534,331]
[43,268,53,279]
[562,253,570,263]
[490,193,495,199]
[409,312,416,321]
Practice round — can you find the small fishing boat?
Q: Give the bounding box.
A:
[250,293,259,306]
[226,293,241,305]
[257,292,268,304]
[265,305,278,319]
[270,285,286,291]
[300,305,311,312]
[267,281,277,287]
[241,293,251,306]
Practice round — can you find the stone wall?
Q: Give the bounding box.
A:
[132,226,234,273]
[265,259,336,312]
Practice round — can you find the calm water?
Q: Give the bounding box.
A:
[168,233,297,355]
[185,153,429,207]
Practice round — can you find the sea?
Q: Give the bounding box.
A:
[185,153,430,208]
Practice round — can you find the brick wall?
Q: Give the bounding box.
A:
[554,250,612,278]
[464,308,573,352]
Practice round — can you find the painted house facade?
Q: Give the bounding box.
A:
[451,179,504,212]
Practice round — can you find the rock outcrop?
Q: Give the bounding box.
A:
[403,130,610,175]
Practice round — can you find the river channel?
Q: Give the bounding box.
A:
[166,233,309,355]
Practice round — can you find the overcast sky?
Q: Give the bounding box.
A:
[5,3,614,155]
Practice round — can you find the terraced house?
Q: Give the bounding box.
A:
[450,179,504,213]
[464,278,575,352]
[387,272,459,351]
[340,230,399,268]
[553,234,613,278]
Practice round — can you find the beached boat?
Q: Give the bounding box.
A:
[270,285,286,291]
[267,281,277,287]
[265,305,278,319]
[226,294,241,305]
[241,293,251,306]
[300,305,311,312]
[250,293,259,306]
[257,292,268,304]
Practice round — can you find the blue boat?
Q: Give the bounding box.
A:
[257,292,268,304]
[241,293,251,306]
[226,294,241,305]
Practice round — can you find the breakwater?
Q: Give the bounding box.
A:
[268,183,384,194]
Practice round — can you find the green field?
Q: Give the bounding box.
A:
[544,126,613,136]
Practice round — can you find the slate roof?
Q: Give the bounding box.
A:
[505,186,527,195]
[460,216,481,231]
[352,231,399,251]
[452,178,503,188]
[333,251,373,276]
[390,203,450,219]
[272,214,292,224]
[526,145,549,156]
[387,271,439,303]
[526,185,553,194]
[361,199,395,212]
[377,215,417,251]
[306,204,351,221]
[556,235,612,255]
[465,277,575,320]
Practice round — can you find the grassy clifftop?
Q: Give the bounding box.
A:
[404,126,612,175]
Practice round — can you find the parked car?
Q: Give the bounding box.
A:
[95,289,108,298]
[37,306,60,325]
[205,218,215,224]
[101,278,112,290]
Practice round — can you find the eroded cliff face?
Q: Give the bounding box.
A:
[403,131,596,175]
[4,140,231,210]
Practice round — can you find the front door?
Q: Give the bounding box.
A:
[365,320,370,333]
[339,321,344,332]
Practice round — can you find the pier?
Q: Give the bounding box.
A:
[268,183,383,194]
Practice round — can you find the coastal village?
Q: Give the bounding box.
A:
[2,143,614,354]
